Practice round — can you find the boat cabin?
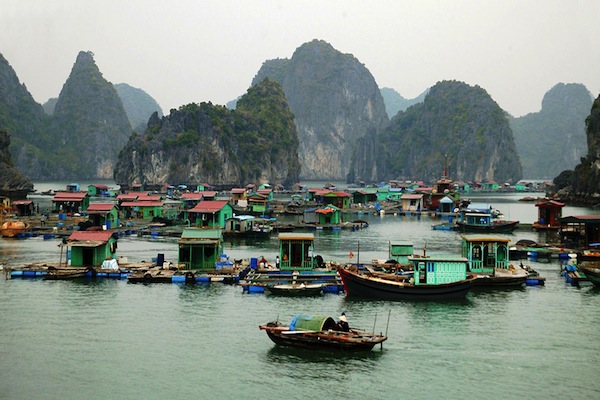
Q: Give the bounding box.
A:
[389,242,414,265]
[533,199,564,230]
[178,228,223,271]
[278,232,316,271]
[461,235,510,274]
[408,255,469,285]
[65,230,118,267]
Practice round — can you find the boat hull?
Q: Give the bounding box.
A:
[266,283,324,296]
[338,267,475,301]
[455,221,518,233]
[579,266,600,286]
[259,323,386,352]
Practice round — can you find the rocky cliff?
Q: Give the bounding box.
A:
[114,79,300,188]
[552,93,600,203]
[251,40,389,180]
[511,83,592,179]
[349,80,523,183]
[0,130,33,198]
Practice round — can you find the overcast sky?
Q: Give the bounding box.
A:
[2,0,599,117]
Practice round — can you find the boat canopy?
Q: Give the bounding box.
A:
[289,315,337,331]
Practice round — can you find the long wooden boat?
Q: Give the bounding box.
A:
[266,283,324,296]
[338,264,476,301]
[43,267,90,280]
[455,219,519,233]
[578,265,600,286]
[259,315,387,352]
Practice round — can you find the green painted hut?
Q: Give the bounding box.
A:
[408,255,469,285]
[66,230,118,267]
[279,232,316,271]
[461,235,510,274]
[315,205,341,225]
[187,200,233,228]
[178,228,223,270]
[86,203,119,229]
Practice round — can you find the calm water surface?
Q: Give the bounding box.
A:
[1,194,600,399]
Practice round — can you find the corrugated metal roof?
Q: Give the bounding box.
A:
[181,193,204,200]
[180,228,222,239]
[460,234,511,243]
[189,200,229,213]
[87,203,116,212]
[278,232,315,241]
[120,201,163,207]
[68,231,114,242]
[52,192,88,201]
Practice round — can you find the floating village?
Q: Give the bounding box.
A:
[2,176,600,350]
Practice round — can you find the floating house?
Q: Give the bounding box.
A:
[178,228,223,270]
[86,203,119,229]
[352,189,378,205]
[52,191,90,213]
[65,230,118,267]
[558,215,600,249]
[224,215,272,238]
[11,199,34,216]
[461,235,510,275]
[400,193,424,213]
[247,193,269,214]
[87,184,110,197]
[315,205,342,225]
[119,200,163,219]
[230,188,248,205]
[438,195,460,214]
[533,199,564,230]
[187,200,233,228]
[180,192,205,210]
[279,233,317,271]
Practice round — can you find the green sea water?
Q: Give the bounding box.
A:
[1,196,599,399]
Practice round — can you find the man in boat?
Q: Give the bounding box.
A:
[336,313,350,332]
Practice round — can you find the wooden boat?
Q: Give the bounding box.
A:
[44,266,90,280]
[266,282,324,296]
[259,314,387,351]
[455,208,518,233]
[1,221,31,238]
[338,255,477,301]
[578,265,600,286]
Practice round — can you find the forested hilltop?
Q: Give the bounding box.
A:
[114,79,300,188]
[0,130,33,198]
[349,80,523,183]
[511,83,592,179]
[552,93,600,204]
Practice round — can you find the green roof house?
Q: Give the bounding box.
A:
[178,228,223,270]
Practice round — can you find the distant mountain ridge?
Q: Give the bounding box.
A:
[0,51,162,180]
[350,80,523,183]
[511,83,593,179]
[380,87,428,119]
[114,83,163,132]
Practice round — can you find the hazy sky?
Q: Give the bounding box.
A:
[2,0,599,117]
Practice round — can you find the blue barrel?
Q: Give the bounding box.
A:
[23,270,36,277]
[172,275,186,283]
[196,276,210,283]
[11,270,24,277]
[150,231,159,237]
[250,258,258,269]
[157,253,165,266]
[247,285,265,293]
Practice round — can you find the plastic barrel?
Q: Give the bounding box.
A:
[172,275,186,283]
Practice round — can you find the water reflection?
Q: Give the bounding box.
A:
[265,345,386,366]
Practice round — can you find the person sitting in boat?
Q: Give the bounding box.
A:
[259,256,268,267]
[336,313,350,332]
